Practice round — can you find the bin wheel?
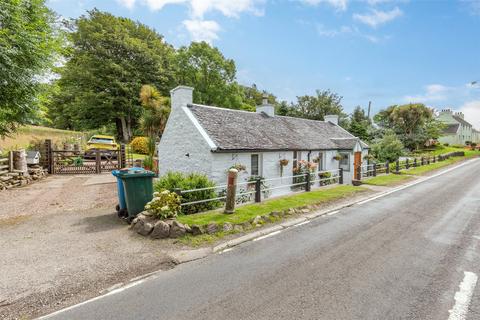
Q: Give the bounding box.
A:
[117,208,128,218]
[115,204,120,212]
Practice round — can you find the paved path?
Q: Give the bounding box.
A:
[43,159,480,320]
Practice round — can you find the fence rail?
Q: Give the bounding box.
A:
[175,168,344,211]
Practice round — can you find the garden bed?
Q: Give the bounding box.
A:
[130,185,367,240]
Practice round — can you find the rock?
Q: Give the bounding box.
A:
[288,208,296,215]
[261,215,271,223]
[191,224,203,236]
[252,216,262,225]
[134,219,154,236]
[301,208,310,213]
[184,224,192,234]
[206,223,218,234]
[270,211,281,218]
[241,222,251,230]
[223,222,233,232]
[141,210,153,216]
[233,224,244,232]
[169,220,186,238]
[151,220,170,239]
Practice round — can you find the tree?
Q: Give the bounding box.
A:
[0,0,63,136]
[49,9,176,141]
[348,106,373,141]
[374,103,437,150]
[175,42,244,109]
[281,90,348,126]
[139,84,170,139]
[371,130,404,162]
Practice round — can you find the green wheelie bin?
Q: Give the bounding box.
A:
[118,169,156,222]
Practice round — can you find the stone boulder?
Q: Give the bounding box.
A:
[133,218,154,236]
[169,220,187,238]
[233,224,244,232]
[151,220,170,239]
[223,222,233,232]
[206,223,218,234]
[190,224,203,236]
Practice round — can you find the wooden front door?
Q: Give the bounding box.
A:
[354,152,362,179]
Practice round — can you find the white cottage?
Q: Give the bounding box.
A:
[158,86,369,192]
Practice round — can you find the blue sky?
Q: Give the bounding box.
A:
[46,0,480,128]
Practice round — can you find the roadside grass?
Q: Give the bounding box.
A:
[0,125,86,152]
[177,185,366,227]
[362,174,414,186]
[412,146,469,156]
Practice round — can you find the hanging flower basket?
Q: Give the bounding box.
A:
[312,157,320,163]
[229,164,246,172]
[279,159,289,176]
[333,154,342,161]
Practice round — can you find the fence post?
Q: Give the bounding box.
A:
[305,173,311,192]
[427,157,430,165]
[395,160,400,174]
[406,159,410,169]
[224,169,238,214]
[8,151,14,172]
[45,139,53,174]
[120,144,126,168]
[373,162,377,177]
[173,188,182,197]
[421,157,424,166]
[433,155,436,163]
[414,158,417,167]
[255,178,262,202]
[95,151,101,174]
[385,161,390,174]
[339,168,344,184]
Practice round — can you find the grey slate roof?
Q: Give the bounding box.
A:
[188,104,368,152]
[452,115,472,127]
[442,123,460,134]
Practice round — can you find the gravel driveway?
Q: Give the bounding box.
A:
[0,174,176,320]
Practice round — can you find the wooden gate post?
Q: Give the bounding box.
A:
[120,144,126,168]
[339,168,344,184]
[305,173,311,192]
[406,159,410,169]
[395,160,400,174]
[385,161,390,174]
[414,158,417,167]
[45,139,53,174]
[224,169,238,214]
[95,151,101,174]
[373,162,377,177]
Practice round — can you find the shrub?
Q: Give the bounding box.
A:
[130,136,149,154]
[154,172,220,214]
[371,130,404,162]
[144,190,181,219]
[318,171,333,186]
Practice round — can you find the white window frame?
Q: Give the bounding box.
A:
[339,152,350,172]
[250,153,262,176]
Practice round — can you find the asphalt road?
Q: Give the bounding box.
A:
[43,159,480,320]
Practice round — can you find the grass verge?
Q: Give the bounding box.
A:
[177,185,366,227]
[404,153,477,175]
[363,174,413,186]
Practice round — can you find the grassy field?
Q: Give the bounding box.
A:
[0,125,87,153]
[362,174,414,186]
[177,185,366,227]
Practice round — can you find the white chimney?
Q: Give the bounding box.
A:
[324,115,339,126]
[170,85,193,110]
[455,111,464,119]
[256,93,275,117]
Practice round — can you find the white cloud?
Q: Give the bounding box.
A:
[353,7,403,28]
[116,0,265,43]
[299,0,348,11]
[117,0,137,9]
[460,100,480,129]
[182,19,220,43]
[316,24,352,37]
[404,84,452,103]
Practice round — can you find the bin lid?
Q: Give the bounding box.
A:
[118,170,155,178]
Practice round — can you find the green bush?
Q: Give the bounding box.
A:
[130,136,149,154]
[144,190,181,219]
[154,172,220,215]
[371,130,404,162]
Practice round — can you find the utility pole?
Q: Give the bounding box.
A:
[367,101,372,120]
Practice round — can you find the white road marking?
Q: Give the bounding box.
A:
[448,271,478,320]
[293,220,311,227]
[357,159,478,206]
[36,279,146,319]
[252,230,282,241]
[326,210,340,216]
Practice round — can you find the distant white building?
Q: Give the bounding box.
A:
[158,86,369,194]
[437,109,479,145]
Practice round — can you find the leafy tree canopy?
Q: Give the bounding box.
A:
[371,129,405,162]
[0,0,64,136]
[348,106,374,142]
[48,9,176,141]
[374,103,441,150]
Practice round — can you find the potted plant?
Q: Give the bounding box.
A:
[333,153,342,161]
[279,159,289,176]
